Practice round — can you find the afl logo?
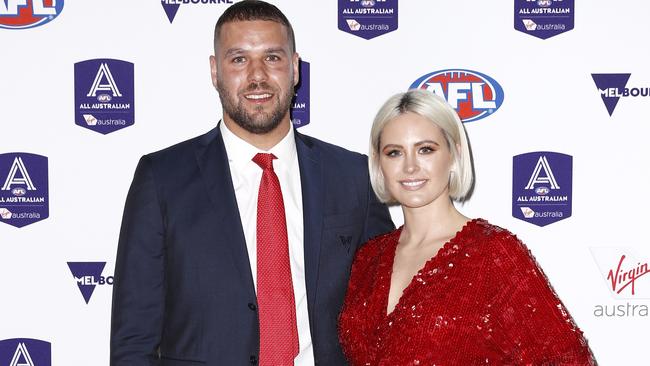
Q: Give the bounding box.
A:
[0,0,64,30]
[535,186,550,195]
[11,187,26,196]
[410,69,504,123]
[97,94,112,102]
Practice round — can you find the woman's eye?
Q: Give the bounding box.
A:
[419,146,434,154]
[385,149,401,157]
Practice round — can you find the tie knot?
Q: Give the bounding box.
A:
[252,153,277,171]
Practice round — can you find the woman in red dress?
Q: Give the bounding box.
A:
[338,90,596,365]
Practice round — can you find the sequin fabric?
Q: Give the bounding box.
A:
[338,219,596,365]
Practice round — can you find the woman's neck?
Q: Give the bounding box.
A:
[400,198,469,247]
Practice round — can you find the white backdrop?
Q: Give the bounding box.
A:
[1,1,649,364]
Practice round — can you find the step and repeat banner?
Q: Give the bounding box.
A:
[1,0,649,364]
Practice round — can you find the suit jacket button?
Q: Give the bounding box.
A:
[248,302,257,311]
[250,355,258,364]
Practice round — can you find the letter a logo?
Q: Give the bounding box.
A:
[2,157,36,191]
[74,58,135,134]
[525,156,560,190]
[0,338,51,365]
[9,342,35,366]
[513,151,573,226]
[87,63,122,97]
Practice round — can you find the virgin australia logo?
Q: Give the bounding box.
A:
[607,255,650,296]
[591,248,650,318]
[591,248,650,298]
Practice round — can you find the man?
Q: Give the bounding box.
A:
[110,1,393,365]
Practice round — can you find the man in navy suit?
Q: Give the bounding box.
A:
[109,1,393,365]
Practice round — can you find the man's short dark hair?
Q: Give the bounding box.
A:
[214,0,296,54]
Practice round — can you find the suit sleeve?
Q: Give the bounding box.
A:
[490,235,596,365]
[110,156,166,366]
[361,170,394,242]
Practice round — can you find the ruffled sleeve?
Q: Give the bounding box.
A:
[487,232,597,365]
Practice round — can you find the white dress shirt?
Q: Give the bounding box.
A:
[220,121,314,365]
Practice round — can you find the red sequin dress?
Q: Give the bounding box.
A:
[338,219,596,365]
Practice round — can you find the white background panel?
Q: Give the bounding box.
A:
[1,1,649,364]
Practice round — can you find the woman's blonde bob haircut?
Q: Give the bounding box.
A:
[369,89,474,203]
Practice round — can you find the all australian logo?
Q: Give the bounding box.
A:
[291,60,310,128]
[0,153,49,228]
[591,247,650,318]
[409,69,504,123]
[0,338,51,366]
[0,0,64,30]
[161,0,233,24]
[67,262,114,304]
[514,0,574,39]
[512,151,572,227]
[591,73,649,116]
[338,0,398,40]
[74,59,135,134]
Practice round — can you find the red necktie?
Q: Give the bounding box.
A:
[252,153,299,366]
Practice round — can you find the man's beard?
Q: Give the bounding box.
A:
[217,80,294,135]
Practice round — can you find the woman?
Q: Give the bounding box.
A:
[338,90,596,365]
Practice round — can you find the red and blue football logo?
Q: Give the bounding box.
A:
[0,0,64,30]
[409,69,504,123]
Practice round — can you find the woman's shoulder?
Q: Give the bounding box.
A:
[356,227,401,259]
[465,219,545,275]
[459,218,516,241]
[463,218,526,254]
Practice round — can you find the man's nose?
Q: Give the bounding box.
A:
[247,58,268,82]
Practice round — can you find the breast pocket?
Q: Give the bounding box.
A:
[322,211,363,255]
[323,211,362,229]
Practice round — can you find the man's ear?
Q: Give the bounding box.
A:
[292,53,300,87]
[209,55,218,88]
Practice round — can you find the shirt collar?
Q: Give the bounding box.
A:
[220,120,297,170]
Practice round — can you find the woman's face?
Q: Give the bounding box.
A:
[379,112,455,209]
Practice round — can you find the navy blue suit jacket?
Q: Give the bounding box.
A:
[110,125,394,365]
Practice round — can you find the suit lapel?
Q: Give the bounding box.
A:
[295,131,324,316]
[194,124,256,299]
[193,126,324,309]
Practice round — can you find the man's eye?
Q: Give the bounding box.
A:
[232,56,246,63]
[266,55,280,62]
